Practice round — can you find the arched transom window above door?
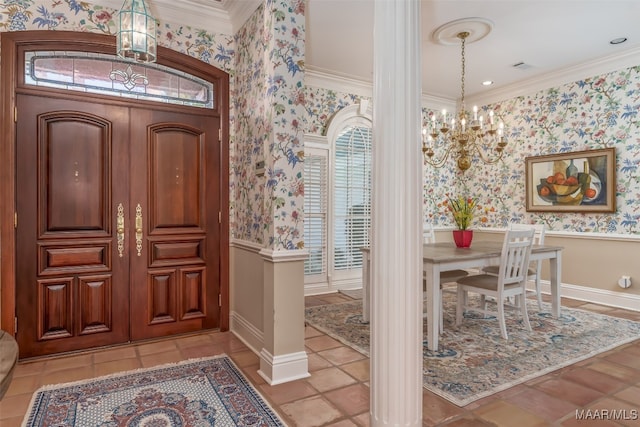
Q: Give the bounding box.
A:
[24,51,215,109]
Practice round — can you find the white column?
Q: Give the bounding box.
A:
[370,1,423,426]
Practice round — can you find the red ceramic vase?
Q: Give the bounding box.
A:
[452,229,473,248]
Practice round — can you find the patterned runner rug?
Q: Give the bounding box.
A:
[22,354,285,427]
[305,295,640,407]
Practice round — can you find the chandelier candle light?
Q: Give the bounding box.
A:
[422,31,507,171]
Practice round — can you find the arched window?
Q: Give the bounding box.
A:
[24,51,215,108]
[304,102,372,294]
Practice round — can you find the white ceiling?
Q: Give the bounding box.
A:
[105,0,640,103]
[305,0,640,103]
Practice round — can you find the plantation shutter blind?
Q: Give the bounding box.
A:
[333,126,372,271]
[304,149,328,277]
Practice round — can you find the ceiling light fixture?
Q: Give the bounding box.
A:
[610,37,627,45]
[482,80,493,86]
[116,0,157,63]
[422,30,506,172]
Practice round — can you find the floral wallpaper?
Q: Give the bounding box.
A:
[305,65,640,236]
[0,0,235,71]
[304,86,364,135]
[424,66,640,234]
[1,0,308,251]
[232,0,305,249]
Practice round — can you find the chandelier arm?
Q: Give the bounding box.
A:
[423,143,455,168]
[472,143,505,164]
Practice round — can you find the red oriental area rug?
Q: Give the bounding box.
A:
[22,354,285,426]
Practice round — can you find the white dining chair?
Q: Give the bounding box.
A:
[481,223,545,310]
[455,228,535,340]
[423,223,469,333]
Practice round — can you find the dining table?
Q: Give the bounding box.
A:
[361,240,563,351]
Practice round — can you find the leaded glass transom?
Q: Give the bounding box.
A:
[25,51,214,109]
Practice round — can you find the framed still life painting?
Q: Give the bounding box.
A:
[525,148,616,212]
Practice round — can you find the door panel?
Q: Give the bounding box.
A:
[38,240,111,275]
[180,266,206,320]
[77,274,113,335]
[147,269,178,325]
[129,109,220,340]
[16,95,130,358]
[36,277,73,340]
[150,125,204,229]
[43,115,108,232]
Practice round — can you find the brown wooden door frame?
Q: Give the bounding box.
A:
[0,30,230,337]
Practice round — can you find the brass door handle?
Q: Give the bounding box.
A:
[116,203,125,257]
[135,204,143,256]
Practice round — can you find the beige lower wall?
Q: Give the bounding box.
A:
[438,229,640,296]
[261,254,306,356]
[229,242,265,351]
[230,242,308,367]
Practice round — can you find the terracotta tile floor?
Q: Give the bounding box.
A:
[1,294,639,426]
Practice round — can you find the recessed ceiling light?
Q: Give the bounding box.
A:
[482,80,493,86]
[610,37,627,45]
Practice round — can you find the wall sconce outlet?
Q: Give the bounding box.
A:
[618,275,632,289]
[255,160,265,177]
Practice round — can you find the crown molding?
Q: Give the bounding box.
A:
[305,66,456,111]
[226,0,261,32]
[94,0,260,36]
[156,0,232,34]
[466,44,640,106]
[305,65,373,97]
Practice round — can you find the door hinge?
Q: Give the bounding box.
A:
[14,106,17,123]
[218,294,222,307]
[218,211,221,224]
[14,317,18,333]
[218,128,222,141]
[14,212,17,228]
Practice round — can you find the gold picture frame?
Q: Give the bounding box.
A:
[525,148,616,212]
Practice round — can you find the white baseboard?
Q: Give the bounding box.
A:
[533,281,640,312]
[229,311,263,355]
[231,311,311,385]
[258,349,310,385]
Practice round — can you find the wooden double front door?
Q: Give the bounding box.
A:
[15,93,222,358]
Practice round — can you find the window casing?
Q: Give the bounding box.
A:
[304,104,372,294]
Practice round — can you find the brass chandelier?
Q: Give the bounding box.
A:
[422,31,506,172]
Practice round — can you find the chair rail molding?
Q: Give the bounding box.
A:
[259,248,308,263]
[230,238,263,253]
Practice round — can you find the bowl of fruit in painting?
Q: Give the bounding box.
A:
[537,172,584,204]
